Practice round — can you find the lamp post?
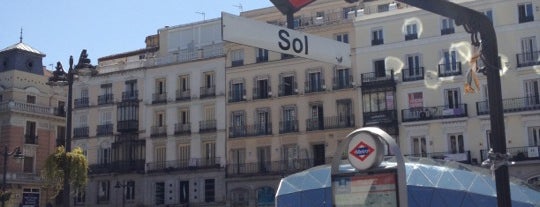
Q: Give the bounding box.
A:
[47,50,97,207]
[1,146,24,207]
[114,181,131,207]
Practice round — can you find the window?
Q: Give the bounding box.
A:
[155,112,165,127]
[178,144,190,166]
[155,146,166,168]
[444,88,461,109]
[257,146,271,172]
[524,79,539,105]
[374,59,386,77]
[231,111,245,137]
[101,83,112,95]
[283,145,298,168]
[405,24,418,40]
[279,73,296,96]
[179,109,190,124]
[230,82,245,102]
[97,180,110,203]
[126,181,135,201]
[529,127,540,146]
[23,156,34,173]
[448,133,465,153]
[254,78,270,99]
[204,105,215,121]
[306,71,324,93]
[256,108,271,134]
[441,50,459,74]
[203,72,215,89]
[371,28,384,46]
[0,94,3,102]
[80,88,89,98]
[124,80,137,99]
[406,54,422,80]
[98,145,111,164]
[203,142,216,166]
[155,79,166,94]
[519,37,538,66]
[362,90,395,112]
[256,48,269,63]
[343,6,357,19]
[257,187,275,206]
[408,92,423,108]
[204,179,215,202]
[337,99,353,127]
[155,182,165,205]
[26,95,36,104]
[485,130,492,149]
[281,106,297,133]
[518,3,534,23]
[334,68,351,89]
[231,49,244,67]
[179,75,190,92]
[56,126,66,147]
[308,104,324,130]
[336,33,349,43]
[230,148,246,173]
[411,136,427,157]
[441,18,455,35]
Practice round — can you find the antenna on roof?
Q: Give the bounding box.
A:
[233,3,243,13]
[19,28,23,43]
[196,12,206,21]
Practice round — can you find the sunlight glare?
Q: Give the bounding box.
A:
[402,17,423,38]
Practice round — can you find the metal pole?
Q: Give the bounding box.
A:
[63,59,74,207]
[286,12,294,29]
[2,146,7,207]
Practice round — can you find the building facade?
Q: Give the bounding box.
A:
[73,19,227,207]
[0,41,67,207]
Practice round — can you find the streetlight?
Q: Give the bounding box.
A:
[47,49,97,207]
[1,146,24,207]
[114,181,132,207]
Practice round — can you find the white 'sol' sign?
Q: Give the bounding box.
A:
[222,12,351,68]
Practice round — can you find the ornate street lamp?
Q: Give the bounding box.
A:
[47,49,97,207]
[1,146,24,207]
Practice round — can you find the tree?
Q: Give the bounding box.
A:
[41,146,88,199]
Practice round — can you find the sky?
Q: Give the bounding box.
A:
[1,0,274,70]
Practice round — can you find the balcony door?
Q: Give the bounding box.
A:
[444,88,460,109]
[309,72,322,91]
[311,104,324,129]
[411,136,427,157]
[443,50,458,72]
[529,127,540,146]
[337,100,352,126]
[524,79,540,106]
[257,79,269,98]
[521,37,537,62]
[407,54,421,77]
[282,75,294,95]
[257,146,271,172]
[179,181,189,204]
[448,133,465,154]
[312,144,325,166]
[257,109,270,134]
[374,60,386,77]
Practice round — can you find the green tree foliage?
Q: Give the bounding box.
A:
[42,146,88,198]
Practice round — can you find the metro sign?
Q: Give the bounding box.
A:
[349,141,375,162]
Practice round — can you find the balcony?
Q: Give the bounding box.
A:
[405,33,418,41]
[176,89,191,101]
[519,15,534,23]
[278,83,298,97]
[96,123,114,136]
[333,75,354,90]
[231,60,244,67]
[306,115,355,131]
[74,97,89,108]
[364,110,397,125]
[228,90,246,103]
[440,27,455,35]
[402,104,468,122]
[279,120,299,134]
[0,101,55,116]
[146,157,222,173]
[253,87,271,100]
[438,62,462,77]
[480,146,540,162]
[152,93,167,104]
[229,123,272,138]
[117,120,138,132]
[405,150,471,164]
[200,86,216,99]
[73,126,89,138]
[174,123,191,135]
[97,94,114,105]
[122,90,138,101]
[516,51,540,68]
[24,134,38,144]
[402,67,425,82]
[91,162,144,176]
[304,79,326,93]
[226,158,313,177]
[53,107,66,117]
[476,96,540,115]
[151,126,167,137]
[360,70,395,88]
[199,120,217,133]
[371,39,384,46]
[256,56,269,63]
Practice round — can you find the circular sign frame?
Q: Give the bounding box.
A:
[347,131,385,170]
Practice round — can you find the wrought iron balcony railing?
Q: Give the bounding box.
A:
[73,126,89,138]
[229,123,272,138]
[174,123,191,135]
[333,75,354,90]
[228,90,246,103]
[440,27,455,35]
[151,125,167,137]
[405,33,418,41]
[361,70,394,86]
[53,107,66,117]
[231,60,244,67]
[89,159,146,174]
[199,120,217,133]
[24,134,38,144]
[200,86,216,99]
[74,97,89,108]
[146,157,222,173]
[516,51,540,68]
[278,82,298,97]
[402,104,468,122]
[253,87,272,100]
[438,62,462,77]
[117,120,138,132]
[476,96,540,115]
[97,94,114,105]
[122,90,138,101]
[152,93,167,104]
[519,15,534,23]
[96,123,114,136]
[226,158,313,177]
[279,120,299,134]
[371,38,384,46]
[304,79,326,93]
[405,150,471,164]
[306,115,355,131]
[402,67,425,82]
[176,89,191,101]
[481,146,540,162]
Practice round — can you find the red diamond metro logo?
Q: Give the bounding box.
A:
[349,141,375,162]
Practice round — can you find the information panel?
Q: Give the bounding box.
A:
[332,172,398,207]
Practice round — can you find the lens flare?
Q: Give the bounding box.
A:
[402,17,423,38]
[384,56,404,75]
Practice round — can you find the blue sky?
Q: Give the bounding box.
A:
[1,0,273,70]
